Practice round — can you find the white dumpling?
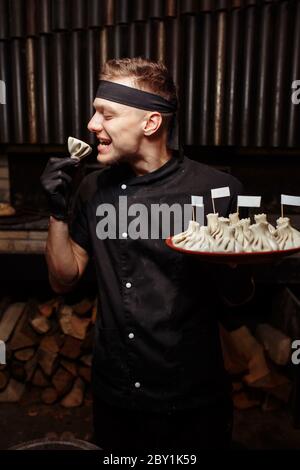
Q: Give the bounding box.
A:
[246,216,278,252]
[275,217,300,249]
[206,213,219,236]
[254,213,276,235]
[172,221,200,248]
[68,136,92,160]
[171,212,300,254]
[192,226,217,252]
[229,212,240,226]
[234,218,254,249]
[212,217,230,241]
[215,226,243,253]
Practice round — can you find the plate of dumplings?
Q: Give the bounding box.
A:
[166,213,300,264]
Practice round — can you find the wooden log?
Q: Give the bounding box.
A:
[255,323,292,366]
[37,347,58,376]
[0,203,16,216]
[60,359,77,377]
[31,367,50,388]
[0,303,26,342]
[232,381,243,393]
[11,360,26,382]
[59,305,91,340]
[233,391,261,410]
[24,352,38,382]
[38,302,54,318]
[9,306,39,351]
[52,367,74,396]
[14,347,35,362]
[58,305,72,335]
[219,325,247,375]
[41,387,58,405]
[228,326,270,386]
[72,298,94,316]
[35,334,62,378]
[78,365,91,384]
[30,314,51,335]
[60,336,82,360]
[80,354,92,367]
[0,379,25,402]
[39,334,63,354]
[60,378,85,408]
[69,315,91,340]
[261,370,292,403]
[38,298,61,318]
[0,370,9,390]
[81,326,95,353]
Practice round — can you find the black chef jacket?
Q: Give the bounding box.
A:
[70,151,253,412]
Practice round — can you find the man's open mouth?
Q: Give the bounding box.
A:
[97,138,112,154]
[99,138,112,146]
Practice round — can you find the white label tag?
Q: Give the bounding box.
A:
[211,187,230,199]
[237,196,261,207]
[191,196,203,207]
[281,194,300,206]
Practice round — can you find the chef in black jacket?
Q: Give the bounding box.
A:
[41,58,254,451]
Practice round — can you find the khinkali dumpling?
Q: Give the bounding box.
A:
[254,213,276,235]
[234,218,254,249]
[215,226,243,253]
[229,212,240,226]
[192,226,217,252]
[207,213,219,236]
[275,217,300,249]
[246,215,278,252]
[212,217,230,241]
[172,221,200,248]
[68,136,92,160]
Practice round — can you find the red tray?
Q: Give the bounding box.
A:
[165,237,300,264]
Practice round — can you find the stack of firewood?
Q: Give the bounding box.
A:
[0,297,96,407]
[0,295,294,411]
[220,324,293,411]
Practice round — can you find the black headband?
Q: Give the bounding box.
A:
[96,80,177,113]
[95,79,180,151]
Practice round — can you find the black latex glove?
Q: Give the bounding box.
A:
[40,156,80,221]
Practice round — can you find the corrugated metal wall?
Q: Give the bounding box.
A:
[0,0,299,148]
